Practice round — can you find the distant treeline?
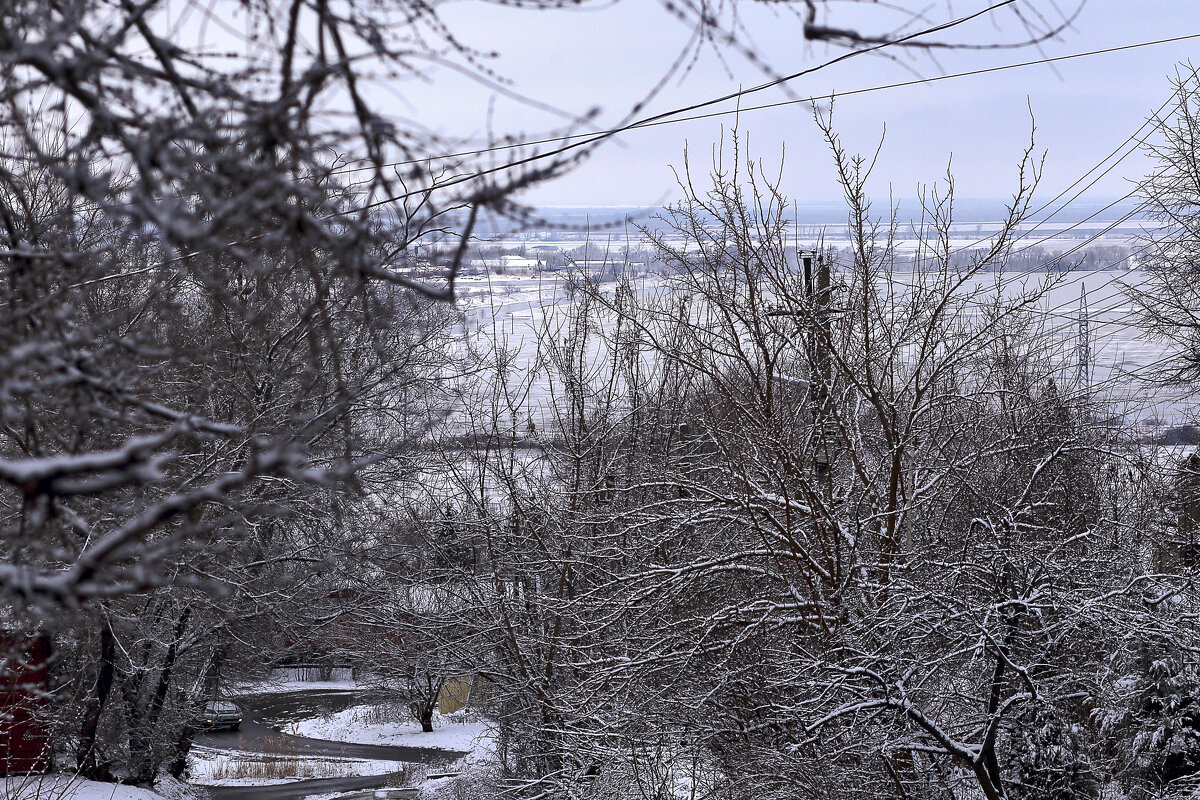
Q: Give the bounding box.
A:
[835,243,1134,273]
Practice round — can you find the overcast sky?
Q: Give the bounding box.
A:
[372,1,1196,211]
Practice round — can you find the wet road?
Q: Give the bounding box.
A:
[196,689,464,800]
[204,772,410,800]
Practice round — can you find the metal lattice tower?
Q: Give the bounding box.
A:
[1077,283,1091,392]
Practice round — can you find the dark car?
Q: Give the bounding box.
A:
[194,699,242,731]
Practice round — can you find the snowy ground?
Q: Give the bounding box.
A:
[182,684,486,797]
[0,774,198,800]
[287,709,494,762]
[231,678,360,695]
[187,745,401,787]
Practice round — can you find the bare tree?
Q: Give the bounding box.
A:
[385,119,1190,800]
[0,0,1102,789]
[1133,64,1200,383]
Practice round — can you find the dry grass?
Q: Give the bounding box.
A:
[205,754,361,781]
[346,700,410,727]
[196,735,404,782]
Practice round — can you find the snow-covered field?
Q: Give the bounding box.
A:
[925,268,1193,423]
[289,708,494,761]
[457,268,1194,429]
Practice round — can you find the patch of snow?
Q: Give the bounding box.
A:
[235,679,360,694]
[288,708,494,760]
[0,775,169,800]
[300,789,419,800]
[415,762,501,800]
[151,775,206,800]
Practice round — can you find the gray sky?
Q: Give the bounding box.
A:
[382,0,1197,211]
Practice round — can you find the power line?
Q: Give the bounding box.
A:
[48,25,1198,296]
[855,84,1166,294]
[883,244,1148,338]
[64,0,1051,284]
[330,32,1199,178]
[347,36,1199,215]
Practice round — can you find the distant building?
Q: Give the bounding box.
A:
[437,673,490,715]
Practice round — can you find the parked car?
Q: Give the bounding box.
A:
[194,700,242,731]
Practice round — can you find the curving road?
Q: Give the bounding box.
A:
[195,689,464,800]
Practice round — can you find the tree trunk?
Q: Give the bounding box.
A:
[130,606,191,785]
[166,723,195,779]
[77,615,115,779]
[972,760,1006,800]
[168,645,225,779]
[147,607,192,729]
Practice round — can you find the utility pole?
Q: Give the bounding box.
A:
[812,250,834,480]
[771,249,835,479]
